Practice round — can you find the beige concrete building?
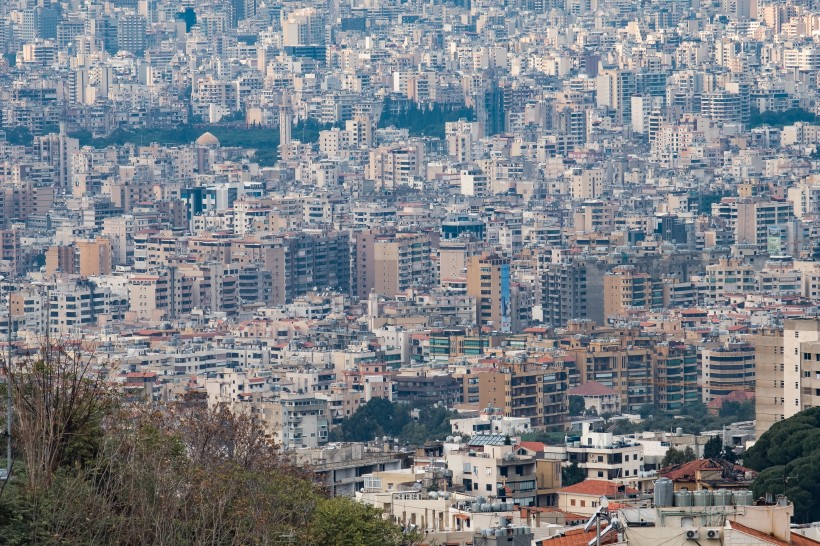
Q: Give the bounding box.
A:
[373,232,432,297]
[603,265,662,319]
[700,341,756,403]
[753,319,820,438]
[467,253,510,331]
[77,238,112,277]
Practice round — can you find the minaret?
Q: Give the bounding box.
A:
[279,93,292,162]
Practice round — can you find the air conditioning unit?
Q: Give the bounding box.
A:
[685,529,700,540]
[706,529,721,540]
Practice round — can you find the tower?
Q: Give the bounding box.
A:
[279,94,292,162]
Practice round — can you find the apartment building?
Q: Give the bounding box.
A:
[446,440,539,507]
[477,363,568,429]
[545,423,644,483]
[603,265,663,319]
[373,232,432,297]
[566,337,654,414]
[700,341,755,403]
[753,319,820,438]
[467,253,511,332]
[702,258,756,305]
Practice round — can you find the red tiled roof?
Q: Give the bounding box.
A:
[558,479,639,496]
[568,381,618,397]
[660,458,756,481]
[516,441,546,453]
[707,390,755,409]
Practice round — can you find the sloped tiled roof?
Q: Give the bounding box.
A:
[660,458,756,482]
[558,479,639,496]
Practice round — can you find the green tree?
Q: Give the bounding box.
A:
[0,342,416,544]
[638,403,655,419]
[721,445,739,464]
[308,496,421,546]
[562,462,586,487]
[703,435,723,459]
[661,446,697,468]
[661,447,685,467]
[746,407,820,522]
[569,396,585,416]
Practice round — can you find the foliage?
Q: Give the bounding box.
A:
[610,400,755,436]
[329,398,458,446]
[562,462,586,487]
[68,119,333,167]
[519,430,567,445]
[4,127,33,146]
[0,342,412,544]
[746,407,820,523]
[638,403,655,419]
[379,97,475,139]
[309,496,422,546]
[703,436,723,459]
[9,341,116,490]
[748,107,817,129]
[661,446,697,467]
[569,396,585,416]
[719,400,755,421]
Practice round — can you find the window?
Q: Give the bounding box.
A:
[580,500,586,507]
[486,484,492,492]
[570,499,576,506]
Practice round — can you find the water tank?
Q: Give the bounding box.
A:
[654,478,674,507]
[674,490,693,507]
[693,490,712,507]
[676,427,684,436]
[506,502,516,511]
[733,490,754,506]
[477,496,486,504]
[481,503,492,512]
[492,502,502,511]
[470,503,479,512]
[442,492,451,500]
[429,492,439,500]
[713,489,732,506]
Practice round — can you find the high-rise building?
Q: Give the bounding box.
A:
[477,363,568,428]
[596,69,635,125]
[700,341,755,403]
[116,13,147,54]
[753,319,820,438]
[603,265,663,320]
[372,232,432,297]
[539,258,606,327]
[282,8,325,47]
[467,253,511,332]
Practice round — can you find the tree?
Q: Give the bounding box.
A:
[638,403,655,419]
[0,342,413,544]
[569,396,585,416]
[562,462,586,487]
[746,407,820,523]
[721,445,739,464]
[661,446,697,468]
[309,496,421,546]
[8,340,116,490]
[703,436,723,459]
